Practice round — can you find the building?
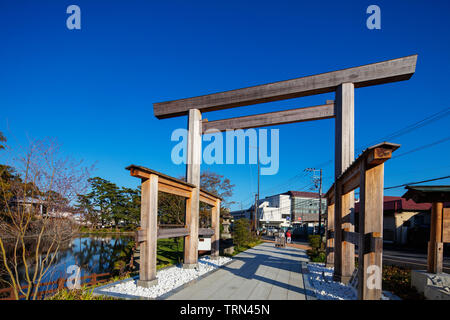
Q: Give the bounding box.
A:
[355,196,433,246]
[287,191,327,225]
[9,196,83,223]
[231,190,327,232]
[11,196,48,216]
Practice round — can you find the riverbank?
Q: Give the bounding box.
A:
[77,227,135,236]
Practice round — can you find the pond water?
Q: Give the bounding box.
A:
[49,235,133,280]
[4,234,134,287]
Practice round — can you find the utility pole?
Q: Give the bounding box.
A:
[257,145,260,232]
[305,168,323,237]
[318,169,323,240]
[254,193,258,232]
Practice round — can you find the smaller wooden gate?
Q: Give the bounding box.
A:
[325,142,400,300]
[402,186,450,274]
[126,165,221,288]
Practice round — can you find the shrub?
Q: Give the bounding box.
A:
[311,252,326,263]
[382,265,424,300]
[308,235,321,249]
[306,235,326,262]
[232,218,251,248]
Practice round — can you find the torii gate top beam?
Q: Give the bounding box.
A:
[153,55,417,119]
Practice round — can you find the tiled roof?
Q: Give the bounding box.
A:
[355,196,432,213]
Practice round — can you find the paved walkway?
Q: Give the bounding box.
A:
[167,242,309,300]
[262,239,311,251]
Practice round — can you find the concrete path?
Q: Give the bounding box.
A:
[167,242,309,300]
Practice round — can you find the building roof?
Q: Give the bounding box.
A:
[285,191,321,199]
[12,196,46,204]
[402,185,450,203]
[355,196,432,213]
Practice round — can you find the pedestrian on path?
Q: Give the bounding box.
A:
[286,229,292,244]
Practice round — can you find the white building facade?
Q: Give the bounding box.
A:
[258,194,291,228]
[231,191,326,230]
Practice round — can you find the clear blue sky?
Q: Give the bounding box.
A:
[1,0,449,211]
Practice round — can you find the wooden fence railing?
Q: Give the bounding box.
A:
[0,272,111,300]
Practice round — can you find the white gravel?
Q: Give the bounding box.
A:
[103,256,232,299]
[307,263,357,300]
[307,263,397,300]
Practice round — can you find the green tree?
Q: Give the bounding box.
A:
[76,178,141,229]
[158,192,185,225]
[232,218,251,248]
[119,187,140,228]
[75,193,97,226]
[0,165,21,211]
[77,177,118,228]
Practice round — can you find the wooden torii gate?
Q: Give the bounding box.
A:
[126,165,221,288]
[152,54,418,296]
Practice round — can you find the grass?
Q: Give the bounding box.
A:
[46,273,133,300]
[78,226,135,234]
[156,238,184,268]
[227,239,263,256]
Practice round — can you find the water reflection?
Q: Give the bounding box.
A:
[13,235,133,285]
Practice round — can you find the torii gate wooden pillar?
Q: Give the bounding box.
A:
[333,83,355,283]
[184,109,202,268]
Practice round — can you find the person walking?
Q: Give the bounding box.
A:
[286,229,292,244]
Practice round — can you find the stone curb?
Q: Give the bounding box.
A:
[300,262,402,301]
[301,261,317,300]
[381,290,402,300]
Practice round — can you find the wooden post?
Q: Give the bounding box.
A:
[90,273,97,286]
[428,202,444,273]
[326,203,335,267]
[9,287,15,300]
[211,199,221,259]
[137,174,159,288]
[57,278,65,291]
[184,108,202,268]
[358,162,384,300]
[334,82,355,283]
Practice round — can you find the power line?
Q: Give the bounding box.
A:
[357,107,450,153]
[384,175,450,190]
[391,136,450,159]
[285,108,450,197]
[233,107,450,209]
